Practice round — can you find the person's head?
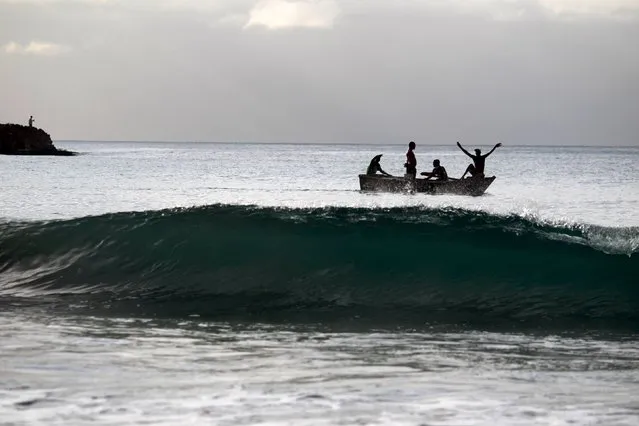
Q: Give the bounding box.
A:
[474,149,481,155]
[409,141,416,150]
[433,159,440,167]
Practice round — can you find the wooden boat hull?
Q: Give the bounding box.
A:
[358,175,496,196]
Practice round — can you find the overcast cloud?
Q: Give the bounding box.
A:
[1,0,638,145]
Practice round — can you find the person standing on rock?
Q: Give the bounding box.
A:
[28,116,34,127]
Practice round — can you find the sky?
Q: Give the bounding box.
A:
[1,0,638,145]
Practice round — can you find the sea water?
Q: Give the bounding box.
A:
[1,142,638,425]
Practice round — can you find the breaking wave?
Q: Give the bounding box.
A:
[1,204,637,328]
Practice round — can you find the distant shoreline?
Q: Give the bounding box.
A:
[0,123,76,156]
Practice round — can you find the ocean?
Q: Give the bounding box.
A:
[1,142,638,425]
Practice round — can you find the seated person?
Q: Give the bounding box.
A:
[420,159,448,181]
[367,154,392,176]
[457,141,501,179]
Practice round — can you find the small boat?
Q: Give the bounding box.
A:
[358,174,496,196]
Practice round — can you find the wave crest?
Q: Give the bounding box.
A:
[1,204,637,327]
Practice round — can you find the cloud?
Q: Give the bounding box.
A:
[1,0,636,23]
[3,41,71,56]
[407,0,639,21]
[245,0,340,29]
[348,0,639,21]
[538,0,639,17]
[443,0,538,21]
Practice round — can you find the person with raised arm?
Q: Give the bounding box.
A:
[457,141,502,179]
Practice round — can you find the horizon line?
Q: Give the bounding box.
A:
[54,140,639,148]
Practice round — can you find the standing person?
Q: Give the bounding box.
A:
[404,141,417,179]
[28,116,34,127]
[457,141,502,178]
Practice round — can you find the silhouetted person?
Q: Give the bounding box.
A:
[404,141,417,179]
[28,116,34,127]
[367,154,392,176]
[457,141,502,178]
[421,159,448,181]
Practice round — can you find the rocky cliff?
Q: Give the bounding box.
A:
[0,123,75,155]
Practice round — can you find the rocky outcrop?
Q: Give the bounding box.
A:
[0,123,75,156]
